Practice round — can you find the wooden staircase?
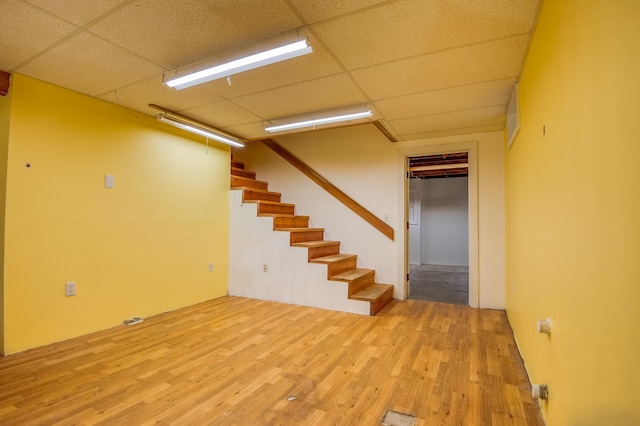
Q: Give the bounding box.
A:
[230,160,394,316]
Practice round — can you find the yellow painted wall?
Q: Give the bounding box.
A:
[505,1,640,424]
[2,74,229,354]
[0,86,12,354]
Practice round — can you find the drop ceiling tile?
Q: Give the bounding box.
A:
[313,0,539,70]
[89,0,303,69]
[197,34,343,99]
[24,0,130,26]
[18,31,164,97]
[390,105,506,135]
[231,74,368,119]
[374,78,516,120]
[288,0,387,23]
[352,35,530,100]
[222,121,271,140]
[179,101,262,129]
[0,0,78,70]
[402,123,505,140]
[97,75,222,116]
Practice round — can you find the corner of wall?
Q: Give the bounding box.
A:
[0,87,12,355]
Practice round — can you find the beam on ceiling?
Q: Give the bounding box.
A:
[0,71,10,96]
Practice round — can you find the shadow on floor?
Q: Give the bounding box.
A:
[409,264,469,305]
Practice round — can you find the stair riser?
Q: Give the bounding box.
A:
[327,258,357,279]
[243,190,281,203]
[348,273,375,297]
[258,204,294,215]
[307,244,340,261]
[231,168,256,179]
[290,231,324,245]
[231,177,268,191]
[231,160,244,169]
[273,217,308,229]
[370,287,394,315]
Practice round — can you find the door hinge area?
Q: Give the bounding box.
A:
[407,273,410,282]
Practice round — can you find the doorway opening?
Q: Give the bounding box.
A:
[408,153,469,305]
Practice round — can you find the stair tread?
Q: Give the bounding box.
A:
[236,187,280,195]
[231,175,268,185]
[331,268,374,281]
[276,227,323,233]
[310,254,357,264]
[258,214,309,218]
[351,284,394,302]
[292,240,339,248]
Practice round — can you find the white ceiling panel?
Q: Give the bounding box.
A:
[352,34,530,100]
[179,100,262,129]
[89,0,304,69]
[24,0,131,26]
[98,76,222,116]
[313,0,539,70]
[1,0,78,70]
[231,74,368,119]
[402,123,506,141]
[374,78,516,120]
[18,32,165,96]
[390,105,506,135]
[288,0,387,23]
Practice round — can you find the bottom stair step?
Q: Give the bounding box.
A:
[351,284,394,316]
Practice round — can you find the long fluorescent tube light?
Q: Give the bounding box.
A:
[264,109,373,133]
[157,115,244,148]
[166,39,312,90]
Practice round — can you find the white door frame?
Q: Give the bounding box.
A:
[396,141,479,308]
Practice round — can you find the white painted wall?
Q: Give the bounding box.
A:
[232,126,505,309]
[419,177,469,266]
[228,190,370,315]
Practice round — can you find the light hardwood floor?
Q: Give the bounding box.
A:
[0,297,544,425]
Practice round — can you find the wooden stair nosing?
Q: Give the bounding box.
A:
[231,167,255,179]
[291,240,340,248]
[350,283,394,302]
[231,175,269,186]
[275,227,324,233]
[309,254,357,264]
[330,268,375,282]
[231,179,268,191]
[240,187,281,202]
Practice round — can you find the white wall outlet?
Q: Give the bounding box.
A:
[65,281,76,297]
[208,262,214,272]
[105,174,115,189]
[263,264,268,272]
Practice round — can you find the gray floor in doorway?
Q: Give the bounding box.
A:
[409,264,469,305]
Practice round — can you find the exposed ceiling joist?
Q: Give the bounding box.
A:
[0,71,10,96]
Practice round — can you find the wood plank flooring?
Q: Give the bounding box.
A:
[0,297,544,425]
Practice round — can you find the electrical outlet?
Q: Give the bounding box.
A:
[208,262,214,272]
[65,281,76,297]
[263,264,268,272]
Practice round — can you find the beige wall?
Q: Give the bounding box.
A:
[2,75,230,354]
[505,1,640,424]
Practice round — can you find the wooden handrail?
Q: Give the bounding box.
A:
[261,139,394,241]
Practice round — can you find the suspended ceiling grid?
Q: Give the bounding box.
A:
[1,0,541,141]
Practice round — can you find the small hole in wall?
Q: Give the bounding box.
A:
[25,163,31,168]
[543,125,546,137]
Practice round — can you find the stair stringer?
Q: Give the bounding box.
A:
[228,189,370,315]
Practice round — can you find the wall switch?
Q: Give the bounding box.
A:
[65,281,76,297]
[263,264,268,272]
[208,263,214,272]
[105,174,115,189]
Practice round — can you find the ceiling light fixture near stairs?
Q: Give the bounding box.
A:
[165,39,313,90]
[264,105,373,133]
[150,104,244,148]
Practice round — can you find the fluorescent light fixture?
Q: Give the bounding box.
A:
[264,108,373,133]
[166,39,312,90]
[157,114,244,148]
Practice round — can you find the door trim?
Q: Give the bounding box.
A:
[397,141,479,308]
